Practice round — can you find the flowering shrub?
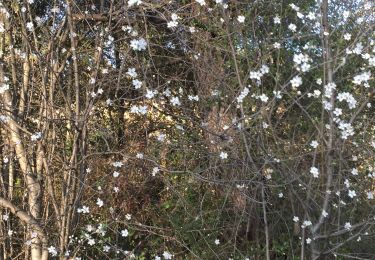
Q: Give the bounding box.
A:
[0,0,374,259]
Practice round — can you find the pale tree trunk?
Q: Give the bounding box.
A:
[0,197,48,260]
[20,56,30,117]
[0,63,47,260]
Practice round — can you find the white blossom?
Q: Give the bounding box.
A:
[106,98,113,106]
[237,87,250,103]
[188,95,199,101]
[307,12,316,20]
[86,225,94,232]
[290,76,302,88]
[337,92,357,109]
[130,105,148,115]
[273,90,282,99]
[344,33,351,41]
[167,14,179,28]
[351,168,358,176]
[300,63,311,72]
[88,238,95,246]
[250,65,269,81]
[151,167,160,176]
[310,140,319,148]
[130,38,147,51]
[260,65,269,74]
[310,167,319,178]
[132,79,142,89]
[112,161,123,167]
[128,0,142,7]
[157,133,166,142]
[302,220,312,228]
[333,108,342,117]
[369,56,375,67]
[353,71,371,86]
[26,22,34,31]
[171,96,181,106]
[146,89,157,99]
[121,229,129,237]
[250,71,262,80]
[126,68,138,78]
[288,23,297,32]
[163,251,173,259]
[348,190,356,198]
[219,151,228,160]
[293,53,310,68]
[289,3,300,11]
[337,121,354,139]
[48,246,58,256]
[323,100,332,111]
[257,94,269,103]
[237,15,245,23]
[352,43,363,55]
[31,132,42,141]
[343,11,350,20]
[308,89,321,98]
[77,206,90,214]
[324,82,336,98]
[274,16,281,24]
[344,222,352,230]
[96,198,104,207]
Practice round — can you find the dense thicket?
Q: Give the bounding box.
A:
[0,0,374,259]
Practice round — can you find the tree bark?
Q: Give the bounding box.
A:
[0,197,48,260]
[311,0,335,258]
[0,57,44,260]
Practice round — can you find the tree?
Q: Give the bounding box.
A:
[0,0,374,259]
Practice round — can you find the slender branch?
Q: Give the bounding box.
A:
[0,197,47,244]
